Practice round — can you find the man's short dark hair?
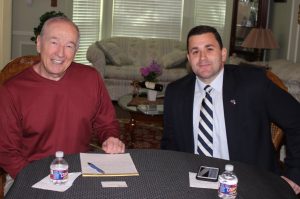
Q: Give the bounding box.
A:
[186,25,223,50]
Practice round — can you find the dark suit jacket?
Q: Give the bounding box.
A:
[161,64,300,185]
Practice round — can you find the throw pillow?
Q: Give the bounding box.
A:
[160,49,187,69]
[97,42,133,66]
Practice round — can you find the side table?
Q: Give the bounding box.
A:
[118,94,163,148]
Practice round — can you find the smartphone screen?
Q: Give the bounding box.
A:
[196,166,219,182]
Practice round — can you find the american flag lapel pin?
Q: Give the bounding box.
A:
[230,99,236,105]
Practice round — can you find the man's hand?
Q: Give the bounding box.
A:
[102,137,125,153]
[281,176,300,194]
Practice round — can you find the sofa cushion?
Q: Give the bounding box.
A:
[160,49,187,69]
[97,41,133,66]
[104,65,141,80]
[100,37,186,67]
[104,65,188,82]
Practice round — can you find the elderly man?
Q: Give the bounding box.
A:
[0,16,125,194]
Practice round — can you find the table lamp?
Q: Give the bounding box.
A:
[241,28,279,62]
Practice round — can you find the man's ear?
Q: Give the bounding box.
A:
[221,48,227,63]
[36,35,41,53]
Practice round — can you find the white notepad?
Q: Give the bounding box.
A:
[80,153,139,177]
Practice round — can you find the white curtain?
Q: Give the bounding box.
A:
[72,0,227,64]
[73,0,103,65]
[194,0,226,39]
[111,0,183,40]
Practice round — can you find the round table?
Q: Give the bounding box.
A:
[5,149,297,199]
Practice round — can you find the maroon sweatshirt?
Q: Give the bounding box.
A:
[0,62,119,178]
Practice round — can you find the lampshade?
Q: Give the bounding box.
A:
[241,28,279,49]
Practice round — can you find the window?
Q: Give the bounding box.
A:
[111,0,183,40]
[72,0,228,64]
[72,0,103,65]
[194,0,226,39]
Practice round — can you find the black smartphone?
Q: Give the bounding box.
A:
[196,166,219,182]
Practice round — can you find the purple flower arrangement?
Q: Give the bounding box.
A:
[140,60,162,82]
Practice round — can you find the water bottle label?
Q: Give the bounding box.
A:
[218,183,237,196]
[50,169,68,181]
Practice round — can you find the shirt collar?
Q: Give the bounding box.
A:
[195,68,224,94]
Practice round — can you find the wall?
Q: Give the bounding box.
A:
[11,0,72,59]
[269,0,300,63]
[288,0,300,63]
[0,0,12,69]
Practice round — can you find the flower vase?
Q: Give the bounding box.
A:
[147,89,157,101]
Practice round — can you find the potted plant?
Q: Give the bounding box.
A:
[140,60,162,82]
[140,60,162,101]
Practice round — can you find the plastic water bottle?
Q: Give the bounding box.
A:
[50,151,69,185]
[218,164,238,199]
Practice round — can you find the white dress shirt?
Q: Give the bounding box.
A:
[193,68,229,160]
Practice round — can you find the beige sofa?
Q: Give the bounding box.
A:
[86,37,189,100]
[229,56,300,102]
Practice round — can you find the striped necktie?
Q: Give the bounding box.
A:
[197,85,213,157]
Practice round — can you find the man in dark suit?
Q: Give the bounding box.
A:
[161,25,300,194]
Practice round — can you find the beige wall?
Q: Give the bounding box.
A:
[11,0,72,59]
[269,0,300,63]
[0,0,12,69]
[288,0,300,63]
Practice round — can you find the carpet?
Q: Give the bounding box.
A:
[115,101,162,149]
[118,119,162,149]
[90,102,162,151]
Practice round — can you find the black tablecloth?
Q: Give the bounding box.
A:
[5,149,297,199]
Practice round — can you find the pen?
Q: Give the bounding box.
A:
[87,162,105,174]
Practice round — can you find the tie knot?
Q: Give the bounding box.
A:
[204,85,213,94]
